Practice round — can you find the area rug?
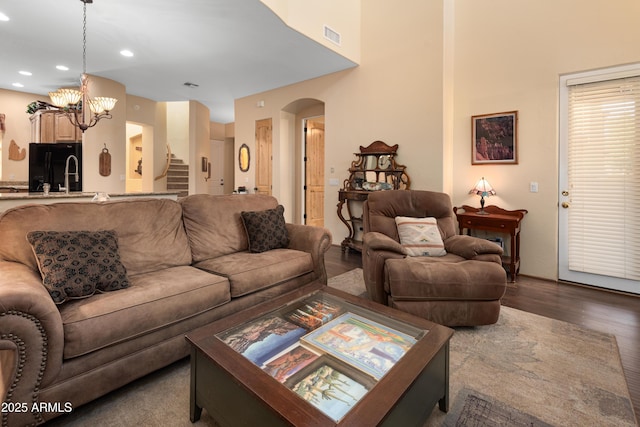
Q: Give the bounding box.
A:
[45,269,637,426]
[333,269,636,427]
[443,388,554,427]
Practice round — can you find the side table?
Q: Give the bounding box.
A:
[454,205,527,282]
[337,189,369,252]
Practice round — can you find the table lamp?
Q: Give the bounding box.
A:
[469,177,496,214]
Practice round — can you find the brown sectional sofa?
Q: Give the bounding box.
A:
[0,194,331,426]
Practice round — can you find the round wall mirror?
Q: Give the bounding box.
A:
[239,144,250,172]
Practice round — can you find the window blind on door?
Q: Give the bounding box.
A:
[567,76,640,281]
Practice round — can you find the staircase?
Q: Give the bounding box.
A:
[166,154,189,198]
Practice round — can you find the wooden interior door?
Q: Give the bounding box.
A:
[255,118,272,195]
[305,119,325,226]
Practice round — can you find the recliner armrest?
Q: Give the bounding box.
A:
[362,232,406,304]
[444,234,504,260]
[362,232,406,255]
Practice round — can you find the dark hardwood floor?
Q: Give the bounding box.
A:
[325,245,640,420]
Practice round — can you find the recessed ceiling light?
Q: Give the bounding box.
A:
[56,65,69,71]
[0,12,9,22]
[19,71,32,76]
[120,50,134,57]
[12,83,24,88]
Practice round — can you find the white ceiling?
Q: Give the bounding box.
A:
[0,0,357,123]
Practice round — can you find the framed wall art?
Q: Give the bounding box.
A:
[471,111,518,165]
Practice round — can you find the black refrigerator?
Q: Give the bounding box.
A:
[29,143,83,192]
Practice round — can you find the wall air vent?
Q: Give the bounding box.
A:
[323,25,341,46]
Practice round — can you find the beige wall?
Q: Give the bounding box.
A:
[235,0,446,237]
[236,0,640,281]
[79,75,128,194]
[210,122,226,141]
[190,100,212,195]
[451,0,640,280]
[126,94,168,192]
[261,0,361,64]
[166,102,191,163]
[0,89,49,182]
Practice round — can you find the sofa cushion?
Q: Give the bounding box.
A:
[180,194,281,262]
[194,249,313,297]
[0,198,192,276]
[241,205,289,253]
[27,230,129,304]
[385,257,507,301]
[395,216,446,257]
[59,266,230,359]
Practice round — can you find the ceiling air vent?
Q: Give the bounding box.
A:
[183,82,199,88]
[323,25,341,46]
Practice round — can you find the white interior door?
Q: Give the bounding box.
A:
[209,140,229,195]
[559,65,640,295]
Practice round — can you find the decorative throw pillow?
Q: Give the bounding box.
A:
[395,216,447,257]
[240,205,289,253]
[26,230,130,304]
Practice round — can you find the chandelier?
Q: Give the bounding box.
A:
[48,0,117,133]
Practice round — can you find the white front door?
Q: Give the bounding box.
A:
[558,65,640,295]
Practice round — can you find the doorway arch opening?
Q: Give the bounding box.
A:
[281,98,325,225]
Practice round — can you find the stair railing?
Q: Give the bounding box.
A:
[154,144,172,181]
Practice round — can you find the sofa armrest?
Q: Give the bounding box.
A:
[0,261,64,427]
[286,224,332,284]
[444,234,503,261]
[362,232,406,304]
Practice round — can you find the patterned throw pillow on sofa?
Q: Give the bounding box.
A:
[26,230,130,304]
[395,216,447,257]
[240,205,289,253]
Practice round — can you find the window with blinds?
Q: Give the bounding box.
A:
[566,75,640,281]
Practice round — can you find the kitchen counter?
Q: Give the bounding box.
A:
[0,191,181,212]
[0,181,29,192]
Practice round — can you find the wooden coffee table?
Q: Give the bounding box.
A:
[185,283,453,426]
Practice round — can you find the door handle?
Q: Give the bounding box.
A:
[562,202,570,208]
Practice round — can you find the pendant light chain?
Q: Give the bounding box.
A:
[82,0,87,75]
[48,0,117,132]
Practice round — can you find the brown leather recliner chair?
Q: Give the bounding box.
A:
[362,190,507,326]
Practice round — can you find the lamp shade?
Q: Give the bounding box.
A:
[49,89,82,107]
[89,97,118,114]
[469,177,496,197]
